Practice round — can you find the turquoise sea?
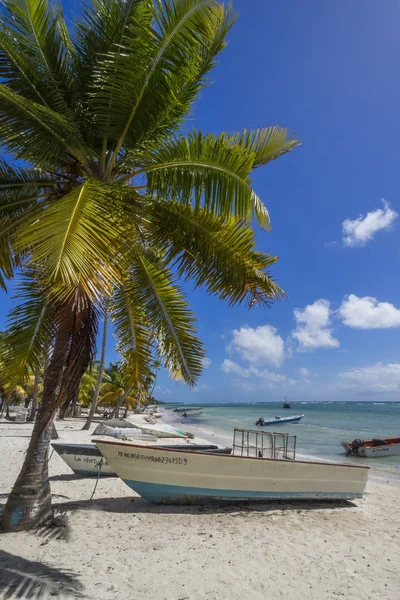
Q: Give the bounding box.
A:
[163,401,400,477]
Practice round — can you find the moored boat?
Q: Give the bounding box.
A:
[95,438,368,504]
[173,406,202,413]
[342,437,400,458]
[255,414,304,426]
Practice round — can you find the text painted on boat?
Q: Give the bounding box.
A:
[74,456,110,466]
[117,451,188,465]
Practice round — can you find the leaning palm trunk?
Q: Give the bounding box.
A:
[1,290,97,532]
[110,386,133,419]
[82,312,108,430]
[1,319,71,531]
[28,365,40,422]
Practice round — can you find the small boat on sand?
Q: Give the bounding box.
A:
[342,437,400,458]
[255,414,304,426]
[93,421,190,439]
[95,434,368,504]
[52,442,231,476]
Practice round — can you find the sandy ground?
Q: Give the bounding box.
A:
[1,417,400,600]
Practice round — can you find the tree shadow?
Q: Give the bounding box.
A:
[0,550,84,599]
[56,494,356,516]
[49,474,84,482]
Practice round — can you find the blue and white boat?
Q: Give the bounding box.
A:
[255,414,305,426]
[95,439,368,504]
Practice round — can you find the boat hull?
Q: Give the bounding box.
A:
[95,441,368,504]
[260,414,304,426]
[342,441,400,458]
[52,443,116,476]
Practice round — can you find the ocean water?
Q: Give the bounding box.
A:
[164,402,400,477]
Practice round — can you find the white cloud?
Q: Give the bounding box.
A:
[292,299,340,351]
[221,359,249,378]
[192,384,211,393]
[342,200,398,247]
[339,294,400,329]
[202,357,212,368]
[155,386,171,396]
[338,362,400,393]
[227,325,285,368]
[221,359,296,390]
[231,370,297,391]
[299,367,310,377]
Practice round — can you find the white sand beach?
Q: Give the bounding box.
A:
[1,417,400,600]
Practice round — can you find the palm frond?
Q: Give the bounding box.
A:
[0,84,88,169]
[0,270,52,390]
[14,180,128,300]
[0,0,75,115]
[0,159,61,208]
[142,130,270,228]
[110,281,154,385]
[228,127,300,169]
[129,250,204,385]
[104,0,230,173]
[150,201,285,307]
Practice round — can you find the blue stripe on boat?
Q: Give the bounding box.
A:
[123,480,362,503]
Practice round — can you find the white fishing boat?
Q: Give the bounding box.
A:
[342,437,400,458]
[96,429,368,504]
[52,442,231,477]
[255,414,304,426]
[93,421,190,439]
[173,406,202,413]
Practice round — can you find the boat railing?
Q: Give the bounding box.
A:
[232,428,296,461]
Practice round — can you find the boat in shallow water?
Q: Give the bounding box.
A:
[95,439,368,504]
[342,437,400,458]
[255,414,304,426]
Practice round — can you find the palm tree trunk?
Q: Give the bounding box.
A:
[1,288,97,532]
[28,365,40,422]
[1,323,70,532]
[110,386,133,419]
[82,312,108,430]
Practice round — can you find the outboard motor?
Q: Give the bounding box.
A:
[255,417,264,426]
[350,439,364,454]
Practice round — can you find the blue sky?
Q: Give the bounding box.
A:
[2,0,400,402]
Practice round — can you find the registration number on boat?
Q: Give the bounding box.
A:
[117,451,188,465]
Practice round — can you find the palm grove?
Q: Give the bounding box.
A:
[0,0,298,532]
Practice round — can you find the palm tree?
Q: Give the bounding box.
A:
[82,312,109,429]
[0,0,299,531]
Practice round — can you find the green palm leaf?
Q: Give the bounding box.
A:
[141,130,270,228]
[228,127,300,168]
[111,281,154,385]
[150,201,285,307]
[14,180,127,299]
[0,0,75,115]
[0,84,88,169]
[104,0,231,173]
[0,270,52,390]
[130,251,204,385]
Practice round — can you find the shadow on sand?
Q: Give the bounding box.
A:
[56,494,357,516]
[0,550,84,599]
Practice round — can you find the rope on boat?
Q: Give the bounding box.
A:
[89,458,104,501]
